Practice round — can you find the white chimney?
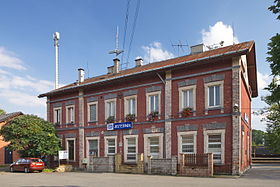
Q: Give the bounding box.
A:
[78,68,85,83]
[135,56,143,67]
[190,44,205,54]
[113,58,120,74]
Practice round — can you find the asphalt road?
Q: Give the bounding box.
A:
[0,164,279,187]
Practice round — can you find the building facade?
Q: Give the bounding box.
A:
[39,41,258,175]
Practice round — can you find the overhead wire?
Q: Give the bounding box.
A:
[121,0,131,69]
[125,0,141,68]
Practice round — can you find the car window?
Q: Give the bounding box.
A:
[16,159,22,164]
[31,159,43,162]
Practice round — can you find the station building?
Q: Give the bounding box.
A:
[39,41,258,175]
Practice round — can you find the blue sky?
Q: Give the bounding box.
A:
[0,0,279,130]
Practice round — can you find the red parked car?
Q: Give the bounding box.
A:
[10,158,45,173]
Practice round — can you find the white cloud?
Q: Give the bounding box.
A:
[202,21,239,48]
[251,112,267,131]
[0,47,26,70]
[0,47,53,118]
[257,71,271,91]
[142,42,175,63]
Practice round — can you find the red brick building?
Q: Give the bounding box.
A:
[0,112,23,165]
[39,41,257,175]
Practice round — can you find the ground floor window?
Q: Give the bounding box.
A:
[88,139,99,157]
[124,135,138,162]
[144,133,163,161]
[105,136,117,156]
[204,129,225,164]
[178,131,197,154]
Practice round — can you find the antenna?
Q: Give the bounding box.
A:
[109,26,124,57]
[53,32,60,89]
[172,40,188,56]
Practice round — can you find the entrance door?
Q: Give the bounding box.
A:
[4,147,13,164]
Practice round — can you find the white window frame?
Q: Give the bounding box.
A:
[123,135,138,163]
[87,101,98,122]
[177,131,197,155]
[105,98,116,121]
[65,138,76,161]
[146,91,161,117]
[124,95,137,118]
[179,85,196,112]
[144,133,163,162]
[203,129,225,164]
[204,80,224,109]
[53,107,62,125]
[86,137,99,158]
[66,105,75,124]
[104,136,117,156]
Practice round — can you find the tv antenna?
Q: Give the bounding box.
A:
[171,40,188,56]
[109,26,124,57]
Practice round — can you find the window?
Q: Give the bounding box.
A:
[208,85,220,107]
[66,105,74,124]
[204,129,225,164]
[178,131,197,154]
[208,134,222,163]
[66,138,75,161]
[105,136,116,156]
[146,91,161,117]
[124,136,137,162]
[88,102,98,122]
[179,85,196,112]
[53,107,61,124]
[144,133,163,162]
[88,139,99,157]
[105,99,116,121]
[127,98,136,115]
[205,81,224,110]
[149,137,159,158]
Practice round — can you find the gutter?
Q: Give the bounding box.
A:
[38,48,248,98]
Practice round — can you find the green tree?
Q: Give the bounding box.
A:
[0,114,60,157]
[252,129,265,146]
[0,109,6,115]
[263,0,280,153]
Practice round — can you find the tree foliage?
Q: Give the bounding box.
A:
[0,109,6,115]
[263,1,280,153]
[269,0,280,20]
[0,115,60,157]
[252,129,266,146]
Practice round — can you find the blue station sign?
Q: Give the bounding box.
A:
[107,122,133,131]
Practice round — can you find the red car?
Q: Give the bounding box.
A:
[10,158,45,173]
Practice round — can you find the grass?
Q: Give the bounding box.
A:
[43,168,55,173]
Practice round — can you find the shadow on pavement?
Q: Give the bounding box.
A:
[241,163,280,180]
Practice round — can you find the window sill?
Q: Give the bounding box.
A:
[88,121,98,123]
[66,123,75,125]
[206,106,223,111]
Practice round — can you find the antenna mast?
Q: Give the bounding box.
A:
[109,26,124,57]
[53,32,60,89]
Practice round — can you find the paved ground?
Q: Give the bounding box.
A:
[0,164,279,187]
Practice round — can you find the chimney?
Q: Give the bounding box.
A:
[113,58,120,74]
[190,44,205,54]
[107,66,114,74]
[78,68,85,83]
[135,56,143,67]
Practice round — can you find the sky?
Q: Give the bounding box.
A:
[0,0,279,131]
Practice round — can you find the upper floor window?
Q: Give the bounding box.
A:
[179,85,196,113]
[146,91,161,117]
[208,85,220,107]
[105,99,116,123]
[66,105,75,124]
[205,81,224,109]
[53,107,61,125]
[88,102,98,122]
[124,96,137,121]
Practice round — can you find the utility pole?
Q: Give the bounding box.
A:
[53,32,60,89]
